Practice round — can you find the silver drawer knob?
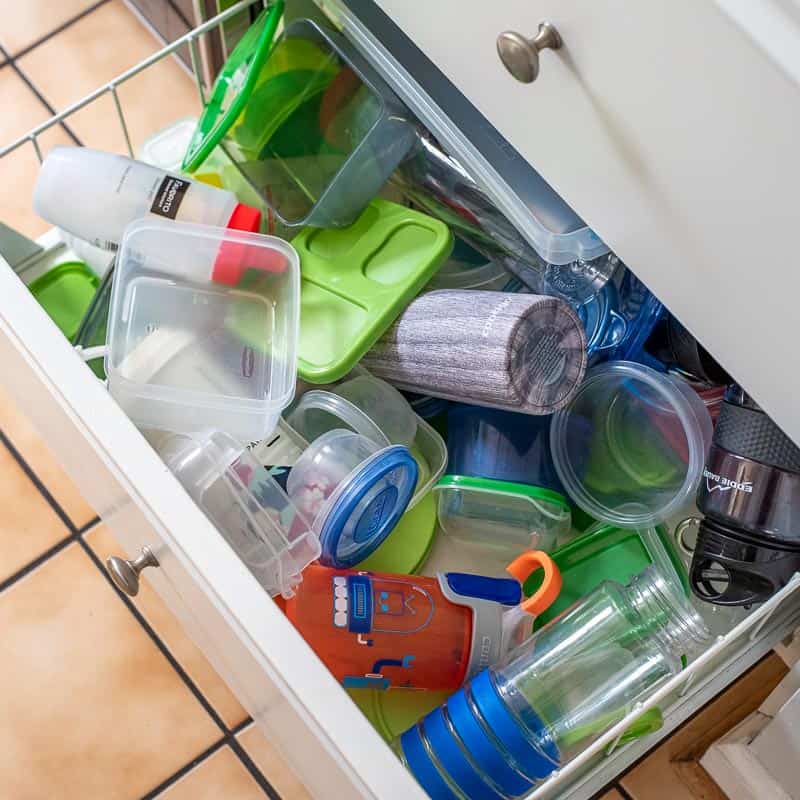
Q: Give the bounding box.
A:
[497,23,562,83]
[106,546,159,596]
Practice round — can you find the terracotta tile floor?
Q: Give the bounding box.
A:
[0,2,792,798]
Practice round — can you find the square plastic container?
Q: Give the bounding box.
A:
[106,218,300,441]
[159,429,320,598]
[224,18,416,228]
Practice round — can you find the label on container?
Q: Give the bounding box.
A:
[150,175,190,220]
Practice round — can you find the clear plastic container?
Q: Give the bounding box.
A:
[106,218,300,441]
[434,405,571,560]
[426,237,519,293]
[222,17,416,228]
[287,374,447,510]
[551,361,713,528]
[395,566,710,799]
[159,429,320,598]
[286,429,419,567]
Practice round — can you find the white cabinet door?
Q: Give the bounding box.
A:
[372,0,800,443]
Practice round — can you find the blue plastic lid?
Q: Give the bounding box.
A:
[400,672,560,800]
[611,271,664,362]
[318,445,418,567]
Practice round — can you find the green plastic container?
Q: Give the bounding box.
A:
[29,261,99,340]
[295,198,453,383]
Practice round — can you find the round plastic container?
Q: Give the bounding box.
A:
[434,406,571,558]
[159,430,320,598]
[425,237,517,293]
[551,361,713,528]
[286,429,418,567]
[106,218,300,441]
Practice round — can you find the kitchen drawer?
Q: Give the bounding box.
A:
[1,3,800,799]
[347,0,800,448]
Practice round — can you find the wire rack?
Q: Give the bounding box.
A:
[0,0,262,165]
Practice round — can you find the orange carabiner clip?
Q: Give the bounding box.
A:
[506,550,562,617]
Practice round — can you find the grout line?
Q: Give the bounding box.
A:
[9,0,113,62]
[230,716,255,736]
[139,736,228,800]
[0,534,76,596]
[0,44,84,147]
[228,735,282,800]
[614,783,636,800]
[76,535,231,733]
[0,430,77,533]
[77,515,102,534]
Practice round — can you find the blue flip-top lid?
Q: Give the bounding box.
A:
[318,445,418,567]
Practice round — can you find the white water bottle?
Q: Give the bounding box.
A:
[33,146,261,250]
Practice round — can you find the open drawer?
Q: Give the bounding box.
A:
[1,2,799,799]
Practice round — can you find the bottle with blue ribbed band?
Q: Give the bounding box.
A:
[394,566,710,799]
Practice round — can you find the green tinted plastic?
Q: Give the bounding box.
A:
[182,2,284,173]
[73,266,113,379]
[434,474,570,511]
[295,199,453,383]
[524,523,689,629]
[29,262,99,340]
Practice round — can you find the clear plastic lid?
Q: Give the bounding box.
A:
[159,430,320,598]
[551,361,713,528]
[107,218,300,441]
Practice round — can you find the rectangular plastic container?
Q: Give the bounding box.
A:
[224,17,416,228]
[106,218,300,441]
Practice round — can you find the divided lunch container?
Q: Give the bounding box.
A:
[207,16,416,229]
[106,218,300,441]
[434,405,571,559]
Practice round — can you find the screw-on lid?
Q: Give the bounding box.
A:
[316,445,418,567]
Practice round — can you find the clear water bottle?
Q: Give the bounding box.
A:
[394,566,709,799]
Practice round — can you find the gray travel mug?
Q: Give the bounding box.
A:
[362,290,587,414]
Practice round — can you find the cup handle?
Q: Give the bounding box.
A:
[506,550,562,616]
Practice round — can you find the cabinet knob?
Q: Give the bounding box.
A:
[106,546,159,596]
[497,23,562,83]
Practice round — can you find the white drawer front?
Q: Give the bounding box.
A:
[371,0,800,446]
[0,261,425,800]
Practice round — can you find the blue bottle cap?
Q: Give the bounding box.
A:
[318,445,418,567]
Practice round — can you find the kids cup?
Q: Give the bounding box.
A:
[280,550,561,691]
[159,429,320,599]
[434,405,571,561]
[106,218,300,442]
[551,361,713,528]
[286,429,419,567]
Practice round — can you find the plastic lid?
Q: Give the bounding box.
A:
[316,445,419,567]
[182,2,285,172]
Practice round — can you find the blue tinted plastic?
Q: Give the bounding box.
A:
[610,271,664,362]
[445,573,522,606]
[445,405,564,493]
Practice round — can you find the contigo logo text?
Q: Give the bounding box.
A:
[482,297,512,338]
[703,468,753,494]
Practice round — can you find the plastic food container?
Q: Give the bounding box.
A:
[425,237,519,293]
[434,405,572,559]
[216,17,416,228]
[287,374,447,510]
[28,261,99,340]
[286,429,418,567]
[159,429,320,598]
[551,361,713,528]
[106,218,300,441]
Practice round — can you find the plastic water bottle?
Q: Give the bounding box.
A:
[394,566,709,799]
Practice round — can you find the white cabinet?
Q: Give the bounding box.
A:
[370,0,800,446]
[1,2,800,799]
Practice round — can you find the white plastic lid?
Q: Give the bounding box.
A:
[106,218,300,441]
[159,430,320,598]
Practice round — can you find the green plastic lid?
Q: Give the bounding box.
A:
[524,522,690,630]
[182,1,285,173]
[348,688,450,743]
[29,261,99,340]
[434,474,571,512]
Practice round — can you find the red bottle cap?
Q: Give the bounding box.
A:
[212,202,288,285]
